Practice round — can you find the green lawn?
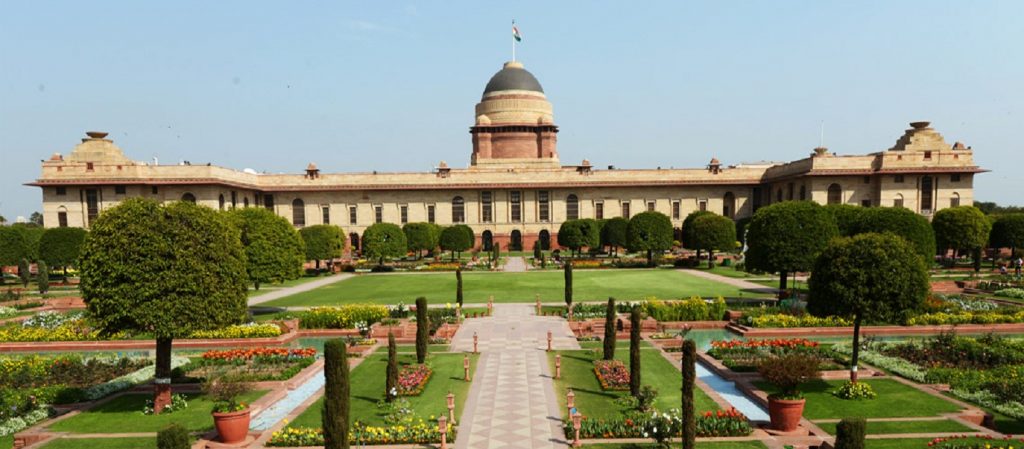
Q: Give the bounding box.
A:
[549,346,719,420]
[248,274,335,297]
[0,435,11,449]
[39,438,158,449]
[287,350,477,428]
[753,379,961,419]
[686,265,754,279]
[583,441,767,449]
[264,269,755,307]
[814,419,973,435]
[48,390,267,433]
[865,438,1011,449]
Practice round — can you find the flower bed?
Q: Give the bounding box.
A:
[643,296,727,322]
[907,310,1024,325]
[189,322,284,339]
[0,311,118,342]
[741,313,851,328]
[397,364,432,396]
[299,305,389,329]
[928,435,1024,449]
[175,347,316,382]
[995,288,1024,299]
[267,421,455,446]
[707,338,840,372]
[419,262,462,271]
[570,260,604,269]
[561,408,751,439]
[593,360,630,391]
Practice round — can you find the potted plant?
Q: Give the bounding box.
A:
[757,353,820,432]
[205,377,254,444]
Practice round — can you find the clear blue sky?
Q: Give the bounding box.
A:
[2,1,1021,220]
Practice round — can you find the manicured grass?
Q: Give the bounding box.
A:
[248,274,335,297]
[287,350,477,428]
[549,346,719,420]
[48,390,267,433]
[753,379,961,419]
[583,441,768,449]
[864,437,1015,449]
[263,269,755,307]
[687,265,754,279]
[0,435,11,449]
[39,437,158,449]
[814,418,973,435]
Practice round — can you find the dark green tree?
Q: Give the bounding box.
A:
[385,332,398,402]
[323,338,350,449]
[79,198,248,412]
[746,201,839,291]
[0,227,29,268]
[12,224,44,262]
[225,208,305,289]
[18,259,30,288]
[834,417,866,449]
[493,241,501,265]
[557,220,585,257]
[681,210,714,257]
[403,222,437,259]
[603,297,616,360]
[629,306,642,396]
[991,213,1024,256]
[439,225,473,261]
[626,211,674,267]
[578,219,603,254]
[856,207,936,259]
[824,204,867,237]
[415,296,429,363]
[932,206,992,272]
[37,260,49,294]
[689,214,737,268]
[601,217,628,256]
[564,260,573,310]
[362,223,408,265]
[455,267,464,308]
[29,212,44,227]
[680,339,697,449]
[299,224,345,270]
[533,241,542,261]
[156,423,191,449]
[38,227,88,276]
[807,233,929,381]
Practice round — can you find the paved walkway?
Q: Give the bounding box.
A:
[502,256,528,272]
[247,274,353,306]
[451,304,578,449]
[680,269,778,295]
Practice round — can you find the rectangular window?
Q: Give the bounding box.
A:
[400,205,408,224]
[115,185,126,195]
[151,186,158,194]
[427,205,436,224]
[537,191,550,222]
[481,192,493,223]
[56,187,67,196]
[788,183,794,200]
[85,189,99,225]
[951,174,961,182]
[863,176,871,184]
[595,202,604,220]
[647,201,655,212]
[231,191,237,208]
[895,175,905,183]
[861,199,871,207]
[510,191,522,222]
[86,162,94,171]
[894,198,904,208]
[349,206,357,225]
[264,195,274,210]
[322,206,330,225]
[621,202,630,219]
[374,205,383,224]
[671,201,680,220]
[924,151,933,160]
[699,200,708,212]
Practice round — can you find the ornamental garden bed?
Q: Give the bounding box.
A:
[565,407,753,440]
[396,363,432,396]
[172,347,317,383]
[0,310,288,343]
[705,338,846,373]
[593,360,630,390]
[267,349,477,446]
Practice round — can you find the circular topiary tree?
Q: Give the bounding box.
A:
[824,204,867,237]
[557,220,585,257]
[855,207,936,260]
[626,211,674,267]
[601,217,628,257]
[689,214,737,268]
[807,233,929,382]
[439,225,473,261]
[225,207,305,289]
[932,205,992,272]
[746,201,839,291]
[0,226,29,269]
[681,210,714,258]
[362,223,408,266]
[298,224,345,270]
[990,213,1024,257]
[80,198,248,413]
[39,227,88,277]
[403,222,438,260]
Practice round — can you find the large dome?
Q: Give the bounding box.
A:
[482,61,544,98]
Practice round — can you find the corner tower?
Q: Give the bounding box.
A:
[470,61,559,168]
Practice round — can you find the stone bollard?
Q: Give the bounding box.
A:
[473,331,479,354]
[571,411,583,448]
[566,388,575,416]
[535,295,541,315]
[555,354,561,379]
[463,354,471,381]
[547,330,552,352]
[487,295,494,315]
[446,392,456,425]
[438,416,448,449]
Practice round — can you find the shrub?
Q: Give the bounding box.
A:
[37,261,49,294]
[742,313,851,328]
[832,381,877,400]
[157,423,191,449]
[834,417,866,449]
[204,378,252,413]
[995,288,1024,299]
[415,297,428,364]
[757,353,820,399]
[299,305,389,329]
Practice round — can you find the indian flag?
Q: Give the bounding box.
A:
[512,23,522,42]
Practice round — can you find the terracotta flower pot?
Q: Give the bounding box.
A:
[766,396,805,432]
[212,408,251,444]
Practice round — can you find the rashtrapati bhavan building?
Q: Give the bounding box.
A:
[29,61,984,252]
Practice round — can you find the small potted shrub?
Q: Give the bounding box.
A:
[757,353,820,432]
[206,377,254,444]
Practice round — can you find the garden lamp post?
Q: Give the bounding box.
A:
[438,416,448,449]
[463,354,470,381]
[547,330,552,352]
[566,388,575,416]
[571,411,583,448]
[446,391,455,424]
[555,354,561,379]
[473,331,478,353]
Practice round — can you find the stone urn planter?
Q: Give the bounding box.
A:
[766,396,805,432]
[212,408,251,444]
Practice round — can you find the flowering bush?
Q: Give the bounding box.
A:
[570,260,604,269]
[742,313,851,328]
[562,408,751,439]
[397,364,432,396]
[0,407,50,437]
[710,338,819,351]
[642,411,681,448]
[0,306,18,319]
[189,322,283,339]
[267,420,455,446]
[995,288,1024,299]
[21,311,82,329]
[757,353,821,399]
[643,296,727,322]
[906,311,1024,325]
[420,262,462,271]
[831,381,877,400]
[200,347,316,362]
[143,393,188,415]
[299,305,389,329]
[593,360,630,390]
[0,317,111,342]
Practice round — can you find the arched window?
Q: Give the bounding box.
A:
[894,194,905,208]
[723,192,736,219]
[57,206,68,228]
[538,229,551,250]
[292,198,306,227]
[566,194,579,220]
[452,196,465,223]
[218,194,225,211]
[950,192,961,208]
[181,193,196,203]
[349,232,360,252]
[827,184,842,205]
[482,230,493,251]
[510,230,523,251]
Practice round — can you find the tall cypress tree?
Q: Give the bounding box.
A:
[564,261,573,310]
[629,306,641,396]
[385,332,398,402]
[835,417,866,449]
[37,260,50,295]
[602,297,616,360]
[323,338,350,449]
[415,296,429,364]
[681,339,697,449]
[455,268,464,308]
